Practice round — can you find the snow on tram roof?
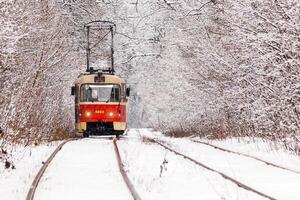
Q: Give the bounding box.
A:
[75,73,126,85]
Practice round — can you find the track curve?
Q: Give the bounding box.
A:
[192,139,300,175]
[145,137,276,200]
[26,139,77,200]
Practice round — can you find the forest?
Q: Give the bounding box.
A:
[0,0,299,152]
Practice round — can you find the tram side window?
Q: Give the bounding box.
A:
[110,87,120,102]
[80,85,87,102]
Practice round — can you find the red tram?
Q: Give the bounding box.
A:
[71,21,130,137]
[72,71,129,137]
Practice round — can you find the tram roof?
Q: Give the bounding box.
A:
[75,73,126,85]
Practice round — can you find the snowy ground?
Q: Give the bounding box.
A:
[0,142,60,200]
[1,129,300,200]
[34,138,131,200]
[118,137,264,200]
[204,137,300,172]
[131,129,300,199]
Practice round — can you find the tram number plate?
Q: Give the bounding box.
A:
[95,110,104,114]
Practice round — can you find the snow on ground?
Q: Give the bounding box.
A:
[118,136,264,200]
[0,141,60,200]
[34,138,132,200]
[205,137,300,173]
[1,129,300,200]
[134,129,300,199]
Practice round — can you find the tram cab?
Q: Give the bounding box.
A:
[72,70,130,137]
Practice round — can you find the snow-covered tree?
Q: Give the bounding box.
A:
[1,0,299,151]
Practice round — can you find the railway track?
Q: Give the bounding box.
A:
[113,138,141,200]
[144,137,276,200]
[26,139,77,200]
[192,139,300,175]
[26,137,141,200]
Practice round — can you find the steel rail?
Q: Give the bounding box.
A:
[26,139,77,200]
[113,138,142,200]
[146,137,276,200]
[91,136,141,199]
[192,139,300,175]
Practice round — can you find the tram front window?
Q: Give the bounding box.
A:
[80,84,120,102]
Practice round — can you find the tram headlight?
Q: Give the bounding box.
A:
[108,112,114,117]
[85,111,92,117]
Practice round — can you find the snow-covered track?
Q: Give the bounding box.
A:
[27,136,140,200]
[192,139,300,175]
[113,138,142,200]
[26,138,78,200]
[146,137,276,200]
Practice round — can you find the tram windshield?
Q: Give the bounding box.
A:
[80,84,120,102]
